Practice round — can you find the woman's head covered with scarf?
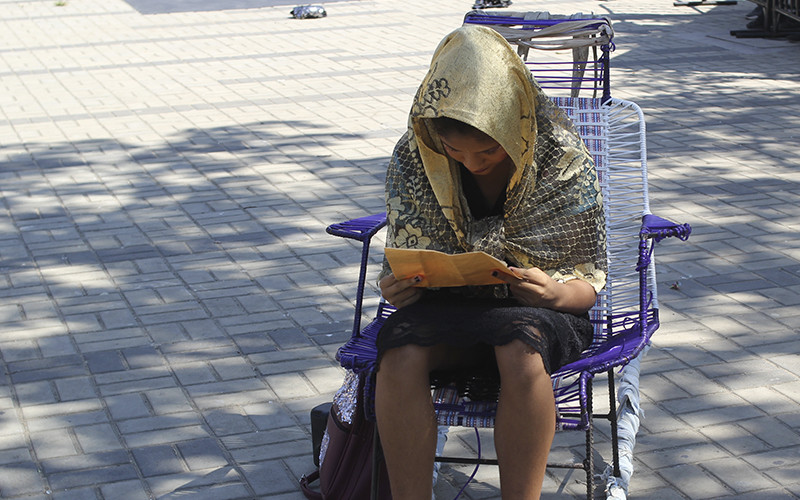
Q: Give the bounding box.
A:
[384,25,607,293]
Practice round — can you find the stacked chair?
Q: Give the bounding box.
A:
[324,12,691,500]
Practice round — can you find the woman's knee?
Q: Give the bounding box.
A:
[494,339,549,383]
[378,344,437,382]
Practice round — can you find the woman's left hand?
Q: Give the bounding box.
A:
[492,267,597,314]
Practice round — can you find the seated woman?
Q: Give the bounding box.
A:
[375,25,607,500]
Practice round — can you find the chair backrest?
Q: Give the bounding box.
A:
[551,97,655,348]
[327,97,657,430]
[464,11,615,100]
[328,97,655,351]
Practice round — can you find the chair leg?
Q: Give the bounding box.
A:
[585,378,594,500]
[607,369,621,477]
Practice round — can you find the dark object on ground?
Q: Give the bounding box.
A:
[473,0,512,9]
[291,5,327,18]
[731,5,800,38]
[310,402,332,466]
[747,12,765,29]
[745,5,763,19]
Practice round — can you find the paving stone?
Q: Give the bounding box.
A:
[240,460,303,496]
[243,403,297,432]
[638,441,731,471]
[144,388,195,415]
[145,466,247,499]
[228,439,309,464]
[132,444,186,476]
[15,381,59,406]
[8,355,88,384]
[719,488,799,500]
[702,457,781,494]
[73,423,124,453]
[172,361,219,386]
[0,446,33,466]
[74,328,152,354]
[50,486,101,500]
[54,377,98,402]
[120,345,163,370]
[193,389,277,412]
[264,373,317,400]
[116,412,203,437]
[267,329,315,349]
[104,393,152,421]
[21,399,104,421]
[26,410,109,434]
[124,425,212,449]
[47,462,140,491]
[764,466,800,486]
[737,417,800,449]
[98,479,153,500]
[97,375,177,397]
[657,463,732,499]
[177,438,229,471]
[0,461,45,497]
[231,332,277,355]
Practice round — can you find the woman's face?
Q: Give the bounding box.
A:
[439,131,510,178]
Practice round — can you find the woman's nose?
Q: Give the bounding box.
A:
[462,154,481,170]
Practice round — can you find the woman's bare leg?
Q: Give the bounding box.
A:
[494,339,555,500]
[375,344,443,500]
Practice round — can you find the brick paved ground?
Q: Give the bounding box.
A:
[0,0,799,498]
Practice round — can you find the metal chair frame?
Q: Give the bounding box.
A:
[463,11,615,101]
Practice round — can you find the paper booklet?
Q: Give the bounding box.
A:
[384,247,521,287]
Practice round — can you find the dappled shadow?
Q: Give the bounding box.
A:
[603,8,800,164]
[1,118,387,275]
[0,116,382,497]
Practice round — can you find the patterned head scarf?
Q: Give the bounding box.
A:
[383,25,606,293]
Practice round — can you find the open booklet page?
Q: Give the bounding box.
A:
[384,248,521,287]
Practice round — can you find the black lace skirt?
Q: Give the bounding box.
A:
[376,290,593,376]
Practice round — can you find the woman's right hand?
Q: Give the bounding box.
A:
[379,273,424,309]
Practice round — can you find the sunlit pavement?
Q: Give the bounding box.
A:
[0,0,799,498]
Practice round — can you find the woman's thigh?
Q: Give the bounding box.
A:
[380,342,492,375]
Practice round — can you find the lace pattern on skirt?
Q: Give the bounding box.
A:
[377,291,592,375]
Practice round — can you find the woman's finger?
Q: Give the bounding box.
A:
[380,274,423,307]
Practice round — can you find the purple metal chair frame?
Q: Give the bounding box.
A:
[463,11,615,102]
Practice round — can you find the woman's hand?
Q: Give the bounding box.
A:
[379,273,424,309]
[492,267,596,315]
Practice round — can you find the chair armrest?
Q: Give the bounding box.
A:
[326,212,387,243]
[640,214,691,243]
[327,213,388,337]
[559,315,659,375]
